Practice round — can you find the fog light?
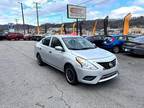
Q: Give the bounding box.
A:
[83,76,96,81]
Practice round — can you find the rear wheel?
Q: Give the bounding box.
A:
[36,54,44,66]
[65,65,78,85]
[112,46,120,53]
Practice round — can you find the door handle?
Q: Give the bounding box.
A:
[49,51,52,53]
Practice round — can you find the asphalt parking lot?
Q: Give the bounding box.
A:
[0,41,144,108]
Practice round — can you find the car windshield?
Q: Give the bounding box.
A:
[133,36,144,44]
[62,36,95,50]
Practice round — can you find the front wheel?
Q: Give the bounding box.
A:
[65,65,78,85]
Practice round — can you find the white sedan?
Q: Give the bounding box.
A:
[34,35,119,85]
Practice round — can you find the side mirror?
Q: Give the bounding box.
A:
[55,46,64,51]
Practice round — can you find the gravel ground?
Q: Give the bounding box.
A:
[0,41,144,108]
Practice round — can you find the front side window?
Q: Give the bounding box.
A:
[51,37,63,48]
[42,37,51,46]
[117,36,125,40]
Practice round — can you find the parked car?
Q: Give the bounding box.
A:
[23,34,32,40]
[0,32,7,40]
[123,36,144,56]
[32,34,44,41]
[84,35,105,47]
[102,35,125,53]
[125,35,136,42]
[34,35,119,85]
[6,32,24,40]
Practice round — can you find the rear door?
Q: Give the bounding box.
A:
[117,36,125,45]
[40,37,51,64]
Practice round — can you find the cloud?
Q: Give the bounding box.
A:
[86,11,103,20]
[109,6,144,18]
[0,0,144,25]
[132,0,144,5]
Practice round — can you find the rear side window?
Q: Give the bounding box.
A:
[42,37,51,46]
[117,36,125,40]
[51,37,63,48]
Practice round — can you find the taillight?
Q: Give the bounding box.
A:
[123,43,126,47]
[111,37,115,42]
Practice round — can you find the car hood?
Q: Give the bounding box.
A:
[71,47,114,60]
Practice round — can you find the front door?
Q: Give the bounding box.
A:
[48,37,65,70]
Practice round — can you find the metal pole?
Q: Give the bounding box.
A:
[45,24,47,33]
[20,3,25,34]
[76,18,78,35]
[15,18,18,32]
[36,2,40,34]
[79,21,83,36]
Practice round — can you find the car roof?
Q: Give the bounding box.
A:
[110,34,122,37]
[45,35,81,38]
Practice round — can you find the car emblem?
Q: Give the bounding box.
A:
[109,62,113,67]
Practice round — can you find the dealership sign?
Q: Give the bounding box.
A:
[67,4,86,19]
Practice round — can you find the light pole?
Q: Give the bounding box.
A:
[18,2,25,34]
[35,2,40,34]
[15,18,19,32]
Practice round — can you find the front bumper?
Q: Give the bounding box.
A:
[75,65,119,84]
[123,46,144,55]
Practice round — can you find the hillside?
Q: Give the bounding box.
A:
[41,16,144,30]
[0,16,144,32]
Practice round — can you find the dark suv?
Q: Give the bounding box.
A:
[0,32,7,40]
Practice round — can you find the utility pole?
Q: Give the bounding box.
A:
[76,19,79,35]
[15,18,18,32]
[18,2,25,34]
[35,2,40,34]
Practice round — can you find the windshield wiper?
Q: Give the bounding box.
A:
[81,47,95,50]
[69,47,95,50]
[68,48,81,50]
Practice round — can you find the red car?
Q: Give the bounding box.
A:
[6,32,24,40]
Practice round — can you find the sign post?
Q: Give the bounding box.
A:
[67,4,86,35]
[76,18,78,35]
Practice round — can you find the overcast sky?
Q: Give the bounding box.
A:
[0,0,144,25]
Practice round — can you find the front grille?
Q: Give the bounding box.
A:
[101,71,117,80]
[98,59,116,69]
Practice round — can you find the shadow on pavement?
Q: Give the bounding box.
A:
[123,53,144,58]
[42,63,121,90]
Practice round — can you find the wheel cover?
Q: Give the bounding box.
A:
[66,69,74,82]
[37,55,41,64]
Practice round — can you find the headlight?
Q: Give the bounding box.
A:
[76,57,98,70]
[104,41,107,44]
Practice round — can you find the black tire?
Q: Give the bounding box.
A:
[65,65,78,85]
[36,54,44,66]
[112,46,120,53]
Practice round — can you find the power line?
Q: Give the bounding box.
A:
[40,0,95,15]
